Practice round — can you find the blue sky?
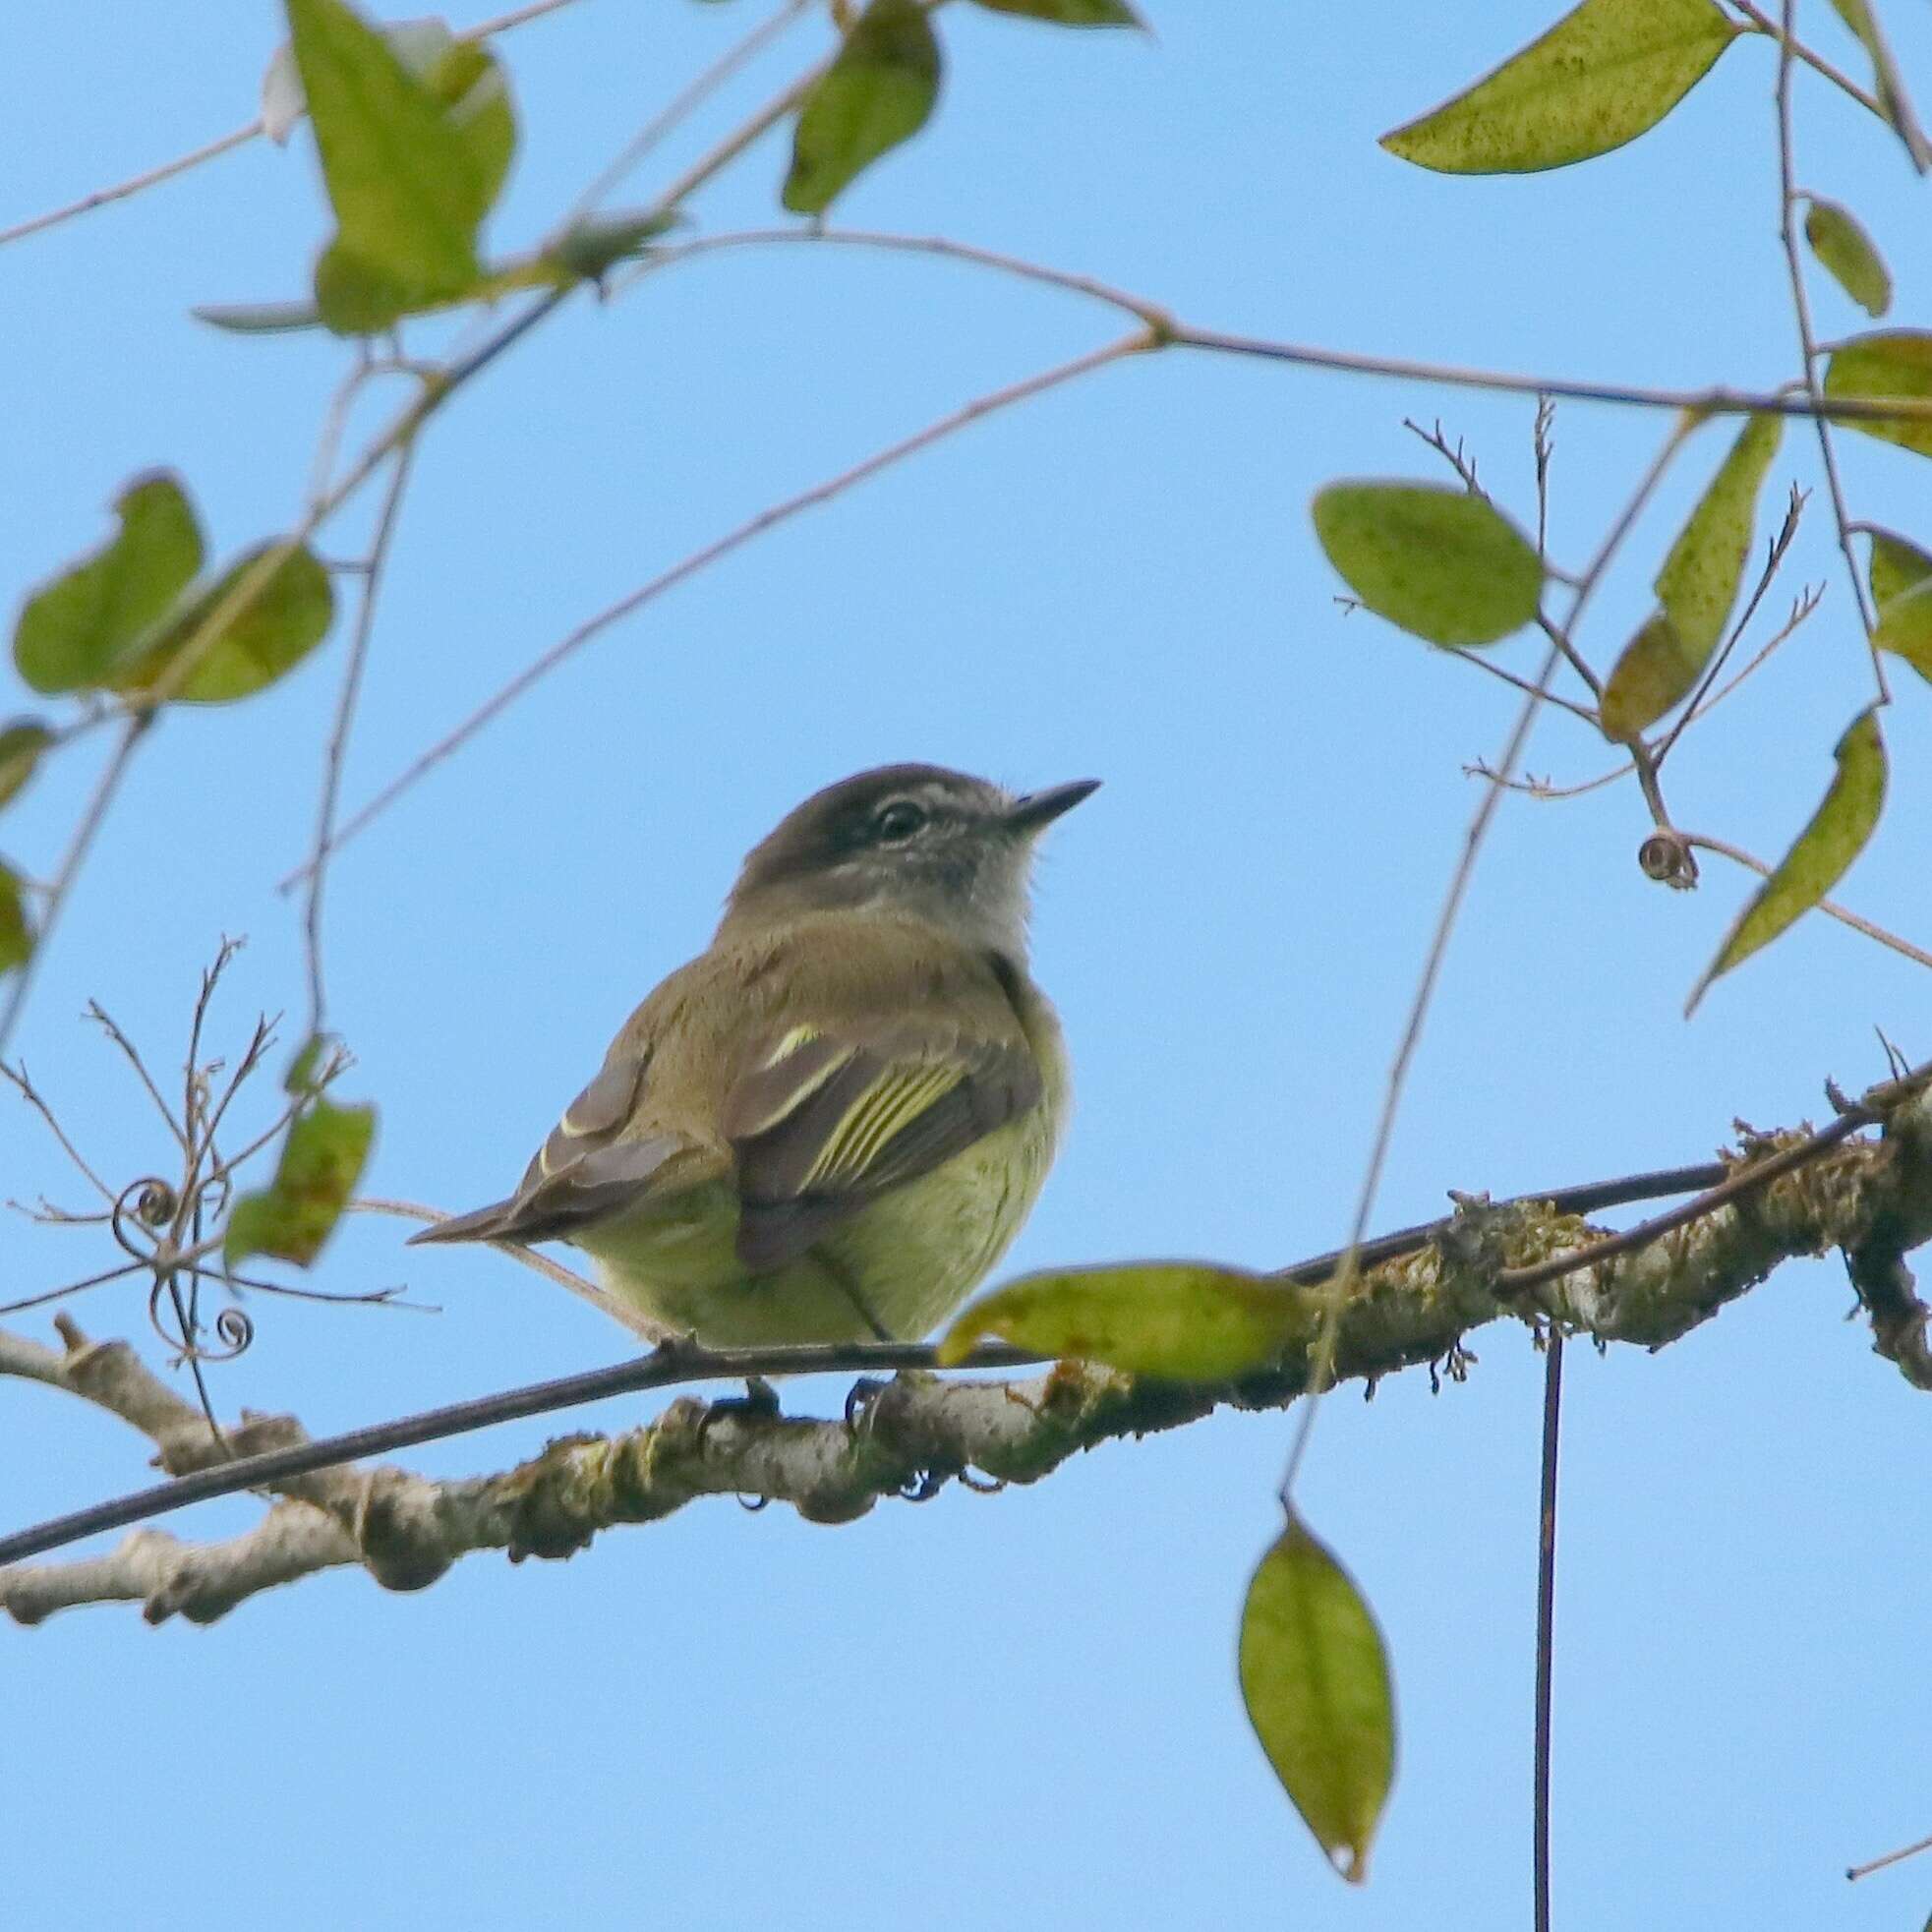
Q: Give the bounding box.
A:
[4,2,1931,1925]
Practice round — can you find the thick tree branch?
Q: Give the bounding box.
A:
[5,1086,1929,1626]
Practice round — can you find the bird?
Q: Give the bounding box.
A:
[409,763,1096,1347]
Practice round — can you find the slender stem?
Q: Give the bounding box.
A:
[556,0,814,234]
[303,445,418,1041]
[0,121,260,252]
[1281,641,1564,1498]
[0,715,151,1059]
[1727,1,1883,119]
[1533,1330,1563,1932]
[289,330,1153,878]
[1846,1829,1932,1883]
[1774,0,1888,706]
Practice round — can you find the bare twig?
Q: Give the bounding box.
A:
[1774,0,1887,706]
[1533,1326,1562,1932]
[291,330,1154,875]
[1727,0,1885,121]
[303,445,417,1041]
[0,714,152,1059]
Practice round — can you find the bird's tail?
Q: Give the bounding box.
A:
[406,1199,519,1246]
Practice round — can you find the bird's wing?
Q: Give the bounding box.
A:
[408,1047,698,1248]
[721,1019,1042,1273]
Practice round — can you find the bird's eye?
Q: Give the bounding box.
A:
[873,799,927,843]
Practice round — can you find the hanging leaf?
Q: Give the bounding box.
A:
[0,862,31,977]
[1606,409,1783,732]
[938,1261,1306,1379]
[970,0,1142,22]
[1826,0,1931,169]
[782,0,942,215]
[1823,332,1932,457]
[226,1090,377,1267]
[1312,482,1543,647]
[1686,708,1887,1012]
[285,0,504,332]
[1803,198,1891,318]
[1380,0,1741,175]
[1866,530,1932,686]
[1240,1513,1397,1884]
[0,722,54,811]
[14,473,205,695]
[262,16,461,142]
[1599,611,1694,741]
[109,543,336,705]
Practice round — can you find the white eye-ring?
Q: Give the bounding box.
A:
[873,799,927,843]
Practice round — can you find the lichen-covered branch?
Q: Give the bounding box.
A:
[5,1092,1929,1626]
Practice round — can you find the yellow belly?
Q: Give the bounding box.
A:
[574,1108,1057,1346]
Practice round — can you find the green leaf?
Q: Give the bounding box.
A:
[1824,332,1932,457]
[1380,0,1741,174]
[1866,530,1932,687]
[1686,708,1887,1012]
[0,722,54,811]
[1654,412,1781,657]
[969,0,1142,22]
[936,1261,1308,1379]
[1826,0,1931,167]
[423,37,516,219]
[13,473,205,695]
[262,17,461,142]
[226,1091,376,1267]
[782,0,942,215]
[285,0,498,333]
[109,543,335,705]
[1599,611,1695,741]
[1803,198,1891,319]
[194,207,679,335]
[1239,1513,1397,1884]
[0,862,31,977]
[1312,482,1544,647]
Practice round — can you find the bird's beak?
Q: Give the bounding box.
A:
[1005,778,1101,836]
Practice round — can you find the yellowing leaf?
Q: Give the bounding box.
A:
[285,0,499,333]
[1804,198,1891,318]
[1380,0,1740,174]
[970,0,1142,21]
[1824,332,1932,457]
[1686,708,1887,1012]
[1867,529,1932,686]
[13,473,205,695]
[1312,482,1544,648]
[1240,1513,1397,1884]
[783,0,941,215]
[109,543,335,705]
[1599,611,1695,741]
[0,722,54,811]
[1654,412,1781,658]
[937,1261,1307,1379]
[0,862,30,977]
[226,1092,376,1267]
[1874,583,1932,684]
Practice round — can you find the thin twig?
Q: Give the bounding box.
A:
[1846,1829,1932,1883]
[303,445,417,1042]
[1774,0,1888,706]
[556,0,814,233]
[289,330,1154,876]
[1727,1,1884,120]
[0,120,260,252]
[84,1001,191,1155]
[0,714,151,1059]
[0,1062,116,1207]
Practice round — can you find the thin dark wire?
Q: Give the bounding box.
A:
[1533,1330,1563,1932]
